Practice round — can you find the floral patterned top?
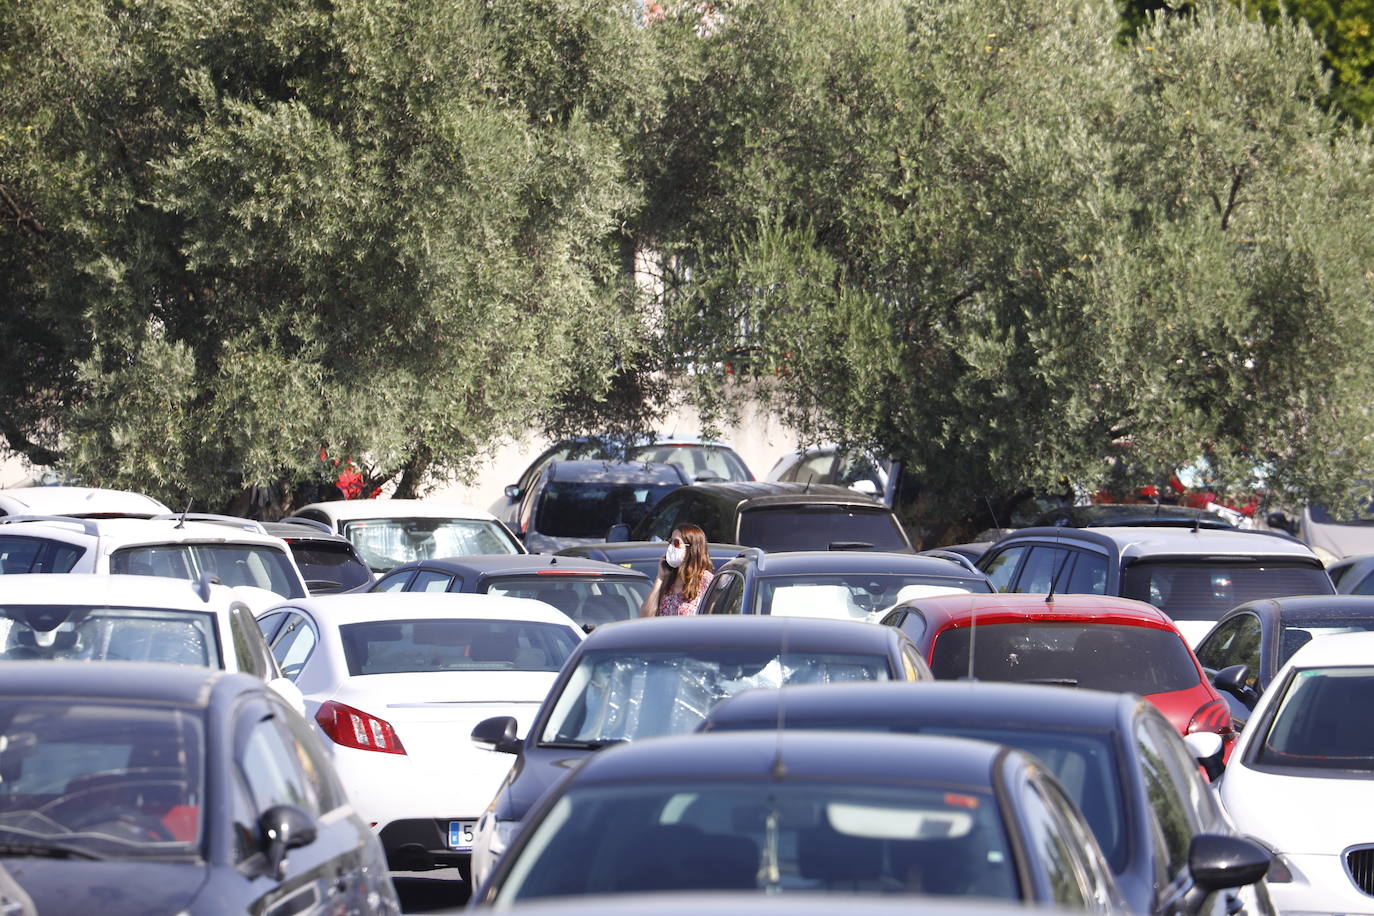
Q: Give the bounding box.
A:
[656,570,715,617]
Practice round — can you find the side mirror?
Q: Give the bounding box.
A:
[1213,664,1260,710]
[505,484,522,500]
[260,804,317,881]
[848,480,879,496]
[1265,511,1294,534]
[605,524,630,543]
[1183,731,1225,781]
[472,715,523,755]
[1185,834,1272,905]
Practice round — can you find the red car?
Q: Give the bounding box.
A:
[877,593,1234,746]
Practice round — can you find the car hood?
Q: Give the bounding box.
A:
[1220,761,1374,854]
[2,860,205,915]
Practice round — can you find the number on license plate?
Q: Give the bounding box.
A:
[449,820,475,850]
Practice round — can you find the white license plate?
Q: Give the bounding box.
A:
[448,820,476,850]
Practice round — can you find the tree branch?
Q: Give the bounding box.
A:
[0,184,46,237]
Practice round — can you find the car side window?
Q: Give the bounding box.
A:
[238,712,322,819]
[1133,716,1194,881]
[796,453,836,484]
[1353,570,1374,595]
[257,611,288,643]
[901,645,930,681]
[701,571,741,615]
[229,605,265,677]
[981,546,1026,592]
[269,612,318,681]
[1194,616,1241,671]
[1015,546,1070,593]
[639,493,686,541]
[1146,714,1222,827]
[1035,774,1116,909]
[372,570,414,592]
[410,570,455,593]
[272,699,345,814]
[1017,772,1088,906]
[1063,550,1108,595]
[1197,614,1260,686]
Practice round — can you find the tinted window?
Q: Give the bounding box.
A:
[288,542,371,593]
[701,572,744,615]
[484,576,650,629]
[341,518,520,572]
[372,569,415,592]
[0,537,83,574]
[1278,617,1374,667]
[1017,776,1087,905]
[410,570,456,593]
[340,619,578,675]
[0,605,220,667]
[737,506,908,552]
[494,782,1016,902]
[1014,546,1071,593]
[239,717,322,817]
[1195,613,1261,686]
[111,544,304,598]
[981,547,1026,593]
[1133,716,1193,877]
[1120,561,1333,623]
[1063,552,1108,595]
[536,482,681,538]
[928,622,1200,694]
[1257,666,1374,770]
[635,492,688,542]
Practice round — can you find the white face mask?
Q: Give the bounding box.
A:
[664,544,686,568]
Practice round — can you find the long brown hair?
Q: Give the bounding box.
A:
[666,523,713,602]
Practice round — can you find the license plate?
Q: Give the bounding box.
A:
[448,820,476,850]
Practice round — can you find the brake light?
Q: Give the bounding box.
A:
[315,701,407,754]
[1186,698,1232,736]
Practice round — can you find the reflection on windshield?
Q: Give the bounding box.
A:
[760,574,989,621]
[0,700,203,858]
[1258,667,1374,771]
[541,650,890,743]
[0,607,219,668]
[342,518,519,571]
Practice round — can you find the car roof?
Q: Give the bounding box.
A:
[995,525,1319,560]
[264,591,582,627]
[679,482,890,509]
[382,554,650,579]
[1224,594,1374,621]
[568,730,1006,792]
[0,515,293,548]
[0,486,171,518]
[0,661,248,707]
[902,592,1175,631]
[578,615,903,653]
[557,542,747,562]
[293,499,500,522]
[545,460,689,485]
[1281,630,1374,667]
[491,892,1070,916]
[0,573,249,610]
[728,550,981,578]
[258,521,353,544]
[705,681,1138,733]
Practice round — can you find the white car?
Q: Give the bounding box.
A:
[0,573,302,709]
[1217,630,1374,914]
[289,499,526,573]
[0,485,171,518]
[254,592,584,882]
[0,515,308,606]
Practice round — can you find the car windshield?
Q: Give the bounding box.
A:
[625,444,751,483]
[1256,666,1374,771]
[288,543,372,593]
[1309,498,1374,525]
[1279,618,1374,667]
[536,482,681,538]
[109,543,305,598]
[0,606,220,667]
[0,699,203,859]
[341,518,520,572]
[495,781,1016,902]
[339,619,579,675]
[1121,561,1333,623]
[483,576,651,629]
[759,573,992,620]
[540,648,892,745]
[929,622,1200,694]
[737,506,909,552]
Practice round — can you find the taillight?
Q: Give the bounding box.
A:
[315,701,407,755]
[1186,698,1232,736]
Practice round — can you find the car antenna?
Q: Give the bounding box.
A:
[1045,530,1070,604]
[984,497,1003,531]
[175,499,193,529]
[966,593,978,680]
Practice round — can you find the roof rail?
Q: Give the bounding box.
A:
[151,513,268,535]
[0,515,102,537]
[917,549,981,575]
[735,546,765,571]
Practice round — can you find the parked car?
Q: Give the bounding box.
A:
[1326,551,1374,594]
[765,444,895,504]
[369,554,651,631]
[554,540,747,578]
[701,682,1275,916]
[0,515,310,601]
[467,615,928,887]
[1032,504,1236,530]
[1216,631,1374,914]
[697,549,992,621]
[513,460,690,554]
[0,485,170,519]
[469,894,1086,916]
[1264,499,1374,563]
[289,499,525,573]
[0,662,400,915]
[255,592,583,883]
[975,526,1333,645]
[0,573,302,708]
[877,593,1235,747]
[1194,595,1374,729]
[607,482,912,554]
[471,730,1126,910]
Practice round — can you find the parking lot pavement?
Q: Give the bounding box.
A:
[393,870,469,914]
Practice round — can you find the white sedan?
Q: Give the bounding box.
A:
[255,592,583,883]
[1216,630,1374,914]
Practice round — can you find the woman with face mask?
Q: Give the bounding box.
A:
[638,523,714,617]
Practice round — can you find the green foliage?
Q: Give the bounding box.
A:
[1,0,658,507]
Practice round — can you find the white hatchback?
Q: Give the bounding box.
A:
[254,592,583,882]
[1217,630,1374,914]
[0,485,171,518]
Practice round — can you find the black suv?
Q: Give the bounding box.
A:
[607,482,912,553]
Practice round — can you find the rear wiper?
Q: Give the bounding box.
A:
[828,541,875,551]
[1022,678,1079,687]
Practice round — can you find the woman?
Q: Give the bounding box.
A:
[639,524,715,617]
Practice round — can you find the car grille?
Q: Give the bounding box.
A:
[1347,845,1374,896]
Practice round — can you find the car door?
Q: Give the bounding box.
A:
[233,698,375,916]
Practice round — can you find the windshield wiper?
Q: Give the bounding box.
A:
[0,839,103,860]
[1022,677,1079,687]
[540,739,627,750]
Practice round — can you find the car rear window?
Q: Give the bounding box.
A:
[339,619,579,675]
[0,537,83,574]
[928,622,1200,694]
[287,542,372,593]
[483,575,651,629]
[536,482,681,538]
[737,506,909,552]
[1120,560,1333,623]
[0,605,220,667]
